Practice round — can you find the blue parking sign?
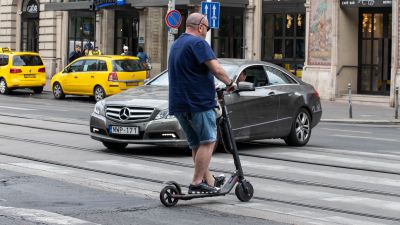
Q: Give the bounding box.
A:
[201,1,220,29]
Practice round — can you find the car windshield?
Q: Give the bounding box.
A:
[148,64,239,86]
[12,55,43,66]
[112,60,145,72]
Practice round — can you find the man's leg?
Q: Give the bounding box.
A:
[192,146,216,186]
[191,142,215,185]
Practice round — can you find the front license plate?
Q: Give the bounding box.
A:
[126,81,138,86]
[24,74,36,78]
[110,126,139,135]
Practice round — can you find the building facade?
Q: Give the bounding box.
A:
[0,0,399,105]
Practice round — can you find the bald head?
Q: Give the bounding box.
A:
[185,13,209,38]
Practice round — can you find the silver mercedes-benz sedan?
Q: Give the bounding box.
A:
[90,59,322,150]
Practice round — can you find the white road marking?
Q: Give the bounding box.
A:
[0,105,36,111]
[322,196,400,212]
[0,206,98,225]
[321,128,371,134]
[332,134,400,143]
[304,146,400,160]
[212,158,400,187]
[11,163,74,174]
[276,151,400,170]
[87,160,184,175]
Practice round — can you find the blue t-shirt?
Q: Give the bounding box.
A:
[137,52,148,62]
[168,33,217,114]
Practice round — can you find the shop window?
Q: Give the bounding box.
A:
[262,13,305,78]
[68,12,95,62]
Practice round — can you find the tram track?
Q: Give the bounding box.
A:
[2,120,400,175]
[1,132,400,199]
[1,149,400,223]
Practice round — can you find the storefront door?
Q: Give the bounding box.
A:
[211,8,244,58]
[115,10,139,56]
[21,0,39,52]
[358,8,391,95]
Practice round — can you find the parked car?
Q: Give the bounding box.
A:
[0,47,46,94]
[90,59,322,150]
[51,55,147,102]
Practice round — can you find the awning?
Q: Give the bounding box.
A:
[340,0,392,8]
[44,1,92,11]
[126,0,248,8]
[44,0,248,11]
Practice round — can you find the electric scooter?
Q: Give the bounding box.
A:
[160,87,254,207]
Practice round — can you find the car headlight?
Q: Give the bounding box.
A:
[94,100,105,116]
[155,109,175,120]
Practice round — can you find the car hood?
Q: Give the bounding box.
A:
[104,85,169,109]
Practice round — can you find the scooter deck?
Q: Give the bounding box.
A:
[171,192,227,200]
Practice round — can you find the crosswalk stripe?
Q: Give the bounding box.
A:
[274,151,400,170]
[0,105,36,111]
[87,160,185,175]
[0,206,98,225]
[322,196,400,212]
[211,157,400,187]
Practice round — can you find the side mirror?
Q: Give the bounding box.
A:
[64,67,70,73]
[237,81,255,92]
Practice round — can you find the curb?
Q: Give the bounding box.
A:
[321,119,400,125]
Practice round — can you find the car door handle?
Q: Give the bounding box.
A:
[268,91,275,96]
[91,76,94,78]
[74,76,78,78]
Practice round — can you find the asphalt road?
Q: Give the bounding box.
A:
[1,91,400,225]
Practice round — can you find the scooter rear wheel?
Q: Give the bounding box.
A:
[235,180,254,202]
[160,185,179,207]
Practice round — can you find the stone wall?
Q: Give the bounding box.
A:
[0,0,17,50]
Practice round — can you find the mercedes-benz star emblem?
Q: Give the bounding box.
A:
[119,107,130,120]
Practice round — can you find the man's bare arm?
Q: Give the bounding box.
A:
[205,59,232,86]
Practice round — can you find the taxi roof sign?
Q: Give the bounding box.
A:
[0,47,11,53]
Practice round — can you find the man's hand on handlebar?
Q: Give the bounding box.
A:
[226,82,237,93]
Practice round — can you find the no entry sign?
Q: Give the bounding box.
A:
[165,10,182,29]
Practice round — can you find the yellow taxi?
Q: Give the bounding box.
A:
[51,55,147,102]
[0,47,46,94]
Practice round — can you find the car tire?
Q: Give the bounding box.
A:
[0,78,10,94]
[33,87,43,94]
[284,108,312,146]
[53,82,65,99]
[102,141,128,150]
[94,85,106,102]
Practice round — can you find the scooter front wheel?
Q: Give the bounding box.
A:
[165,181,182,194]
[235,180,254,202]
[160,185,179,207]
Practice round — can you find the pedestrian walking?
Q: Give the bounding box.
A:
[68,45,83,64]
[121,45,132,56]
[168,13,235,194]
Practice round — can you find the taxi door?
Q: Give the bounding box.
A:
[63,60,84,93]
[78,59,97,94]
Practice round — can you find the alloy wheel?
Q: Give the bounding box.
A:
[0,79,5,94]
[295,112,310,142]
[94,86,105,102]
[53,84,62,98]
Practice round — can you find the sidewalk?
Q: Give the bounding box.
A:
[321,100,400,124]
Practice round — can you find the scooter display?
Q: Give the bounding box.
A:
[160,88,254,207]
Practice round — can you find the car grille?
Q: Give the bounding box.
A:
[106,105,154,122]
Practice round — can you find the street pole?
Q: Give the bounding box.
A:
[348,83,353,119]
[166,0,175,64]
[395,87,399,119]
[206,0,211,45]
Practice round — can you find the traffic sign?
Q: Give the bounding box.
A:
[201,1,220,29]
[165,10,182,29]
